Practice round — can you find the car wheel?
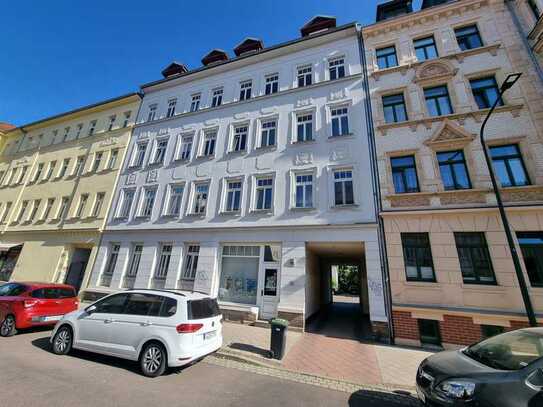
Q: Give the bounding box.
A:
[0,315,16,337]
[52,325,73,355]
[140,342,167,377]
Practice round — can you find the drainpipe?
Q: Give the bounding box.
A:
[356,24,395,345]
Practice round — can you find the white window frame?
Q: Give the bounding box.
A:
[175,133,194,161]
[229,122,250,153]
[32,163,44,183]
[264,73,279,95]
[151,137,169,166]
[162,183,185,217]
[154,243,173,280]
[28,199,41,222]
[92,151,103,172]
[75,194,89,218]
[75,123,83,138]
[58,158,70,178]
[42,198,55,221]
[131,141,148,168]
[88,120,97,136]
[166,98,177,118]
[122,111,131,127]
[107,149,119,170]
[328,56,346,80]
[92,192,106,217]
[251,173,275,212]
[73,156,85,176]
[45,161,57,180]
[107,115,116,131]
[190,181,210,216]
[103,243,120,277]
[221,177,244,214]
[211,87,224,108]
[291,107,317,144]
[117,188,135,219]
[256,116,278,149]
[0,202,11,224]
[190,93,201,112]
[126,243,143,278]
[181,244,200,280]
[199,129,218,158]
[239,80,252,101]
[296,64,313,88]
[137,187,157,218]
[329,165,357,207]
[290,168,317,210]
[147,104,158,122]
[57,197,70,220]
[326,101,353,138]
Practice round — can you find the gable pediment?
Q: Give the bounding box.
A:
[414,59,458,84]
[424,119,475,148]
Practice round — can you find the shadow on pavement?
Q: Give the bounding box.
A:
[229,342,270,358]
[349,390,421,407]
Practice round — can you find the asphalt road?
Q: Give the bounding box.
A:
[0,329,419,407]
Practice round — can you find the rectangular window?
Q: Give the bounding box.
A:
[178,135,193,161]
[17,166,28,184]
[391,155,419,193]
[165,184,184,216]
[265,74,279,95]
[297,65,312,87]
[182,245,200,280]
[139,188,156,218]
[329,57,345,80]
[470,77,502,109]
[437,150,471,190]
[331,106,349,137]
[166,98,177,118]
[132,143,147,167]
[29,199,41,222]
[152,139,168,165]
[401,233,436,281]
[45,161,57,180]
[76,194,89,218]
[296,113,313,142]
[455,25,483,51]
[74,156,85,176]
[107,149,119,169]
[383,94,408,123]
[376,46,398,69]
[59,159,70,178]
[225,180,242,212]
[6,169,15,185]
[260,120,277,148]
[17,201,28,222]
[104,244,120,276]
[123,111,131,127]
[76,124,83,138]
[455,232,496,284]
[155,244,172,279]
[147,104,157,122]
[219,245,260,305]
[92,192,105,217]
[295,173,314,208]
[62,127,70,142]
[239,80,252,101]
[517,232,543,287]
[118,189,135,218]
[232,125,248,152]
[190,94,201,112]
[193,183,209,214]
[92,152,103,172]
[418,319,442,346]
[33,163,44,182]
[43,198,54,220]
[334,169,354,206]
[490,144,530,187]
[211,88,223,107]
[88,120,97,136]
[255,177,273,210]
[202,131,216,157]
[58,197,69,219]
[0,202,11,223]
[424,85,453,116]
[107,115,116,131]
[414,36,438,61]
[126,244,143,277]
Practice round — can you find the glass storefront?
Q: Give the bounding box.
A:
[218,246,260,305]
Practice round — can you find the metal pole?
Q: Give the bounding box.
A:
[479,81,538,327]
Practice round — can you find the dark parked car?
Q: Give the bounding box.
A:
[416,328,543,406]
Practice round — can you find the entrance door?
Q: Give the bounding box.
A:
[65,248,92,292]
[259,265,280,320]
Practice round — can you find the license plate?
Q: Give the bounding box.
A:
[43,315,62,322]
[204,331,216,340]
[416,386,426,404]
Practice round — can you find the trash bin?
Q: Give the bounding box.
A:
[269,318,289,360]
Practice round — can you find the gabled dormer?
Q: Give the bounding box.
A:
[300,15,337,37]
[233,38,264,57]
[161,62,189,78]
[376,0,413,22]
[421,0,452,10]
[201,49,229,66]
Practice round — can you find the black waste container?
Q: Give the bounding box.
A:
[269,318,289,360]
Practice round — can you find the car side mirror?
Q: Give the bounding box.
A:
[526,368,543,392]
[85,305,97,315]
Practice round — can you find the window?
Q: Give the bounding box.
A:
[124,293,176,317]
[122,111,131,127]
[152,139,168,165]
[418,319,441,346]
[178,135,193,161]
[331,106,349,137]
[455,25,483,51]
[74,156,85,176]
[43,198,54,220]
[297,65,312,87]
[219,245,260,304]
[296,113,313,142]
[0,202,11,223]
[165,184,184,216]
[126,244,143,278]
[155,244,172,280]
[166,98,177,118]
[391,156,419,193]
[29,200,41,222]
[16,201,28,222]
[265,74,279,95]
[107,149,119,169]
[295,173,314,208]
[239,80,252,101]
[455,232,496,284]
[92,152,103,172]
[232,125,248,152]
[107,115,116,131]
[424,85,453,116]
[103,244,120,277]
[414,36,438,61]
[182,245,200,280]
[202,131,216,157]
[481,325,504,339]
[383,94,408,123]
[59,159,70,178]
[470,77,502,109]
[6,169,15,185]
[193,183,209,214]
[17,166,28,184]
[58,197,70,219]
[147,104,157,122]
[132,143,147,167]
[517,232,543,287]
[94,292,128,312]
[190,93,201,112]
[334,169,354,206]
[75,124,83,138]
[260,120,277,148]
[88,120,97,136]
[118,189,135,218]
[211,88,223,107]
[92,192,105,217]
[437,150,471,190]
[45,161,57,180]
[62,127,70,142]
[529,0,541,20]
[401,233,436,281]
[329,57,345,80]
[490,144,530,187]
[139,188,156,218]
[76,194,89,218]
[33,164,45,183]
[376,46,398,69]
[225,180,242,212]
[255,177,273,210]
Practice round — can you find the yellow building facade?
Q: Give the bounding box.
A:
[0,93,141,291]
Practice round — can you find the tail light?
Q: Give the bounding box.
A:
[23,300,37,308]
[176,323,203,333]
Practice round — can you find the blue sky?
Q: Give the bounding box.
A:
[1,0,422,126]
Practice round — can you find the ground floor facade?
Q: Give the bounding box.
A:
[383,207,543,348]
[84,224,388,332]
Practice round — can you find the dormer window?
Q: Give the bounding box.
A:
[211,88,223,107]
[166,98,177,118]
[239,80,252,101]
[147,104,157,122]
[297,65,312,87]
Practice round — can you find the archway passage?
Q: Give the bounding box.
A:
[305,242,372,341]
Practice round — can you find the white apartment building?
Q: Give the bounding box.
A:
[85,17,388,333]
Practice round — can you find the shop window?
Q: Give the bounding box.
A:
[219,246,260,305]
[418,319,441,346]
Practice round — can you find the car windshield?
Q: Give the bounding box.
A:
[0,283,27,296]
[464,330,543,371]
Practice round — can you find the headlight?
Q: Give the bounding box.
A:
[438,380,476,400]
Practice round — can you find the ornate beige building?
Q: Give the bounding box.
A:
[364,0,543,348]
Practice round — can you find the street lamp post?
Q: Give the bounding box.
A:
[479,72,537,327]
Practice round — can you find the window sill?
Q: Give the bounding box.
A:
[328,133,355,141]
[460,282,501,290]
[291,206,316,211]
[220,211,242,217]
[196,155,215,161]
[332,203,359,210]
[255,145,277,151]
[404,280,440,287]
[291,140,317,146]
[186,212,206,217]
[250,208,274,215]
[227,150,247,156]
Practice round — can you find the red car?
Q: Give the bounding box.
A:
[0,282,79,337]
